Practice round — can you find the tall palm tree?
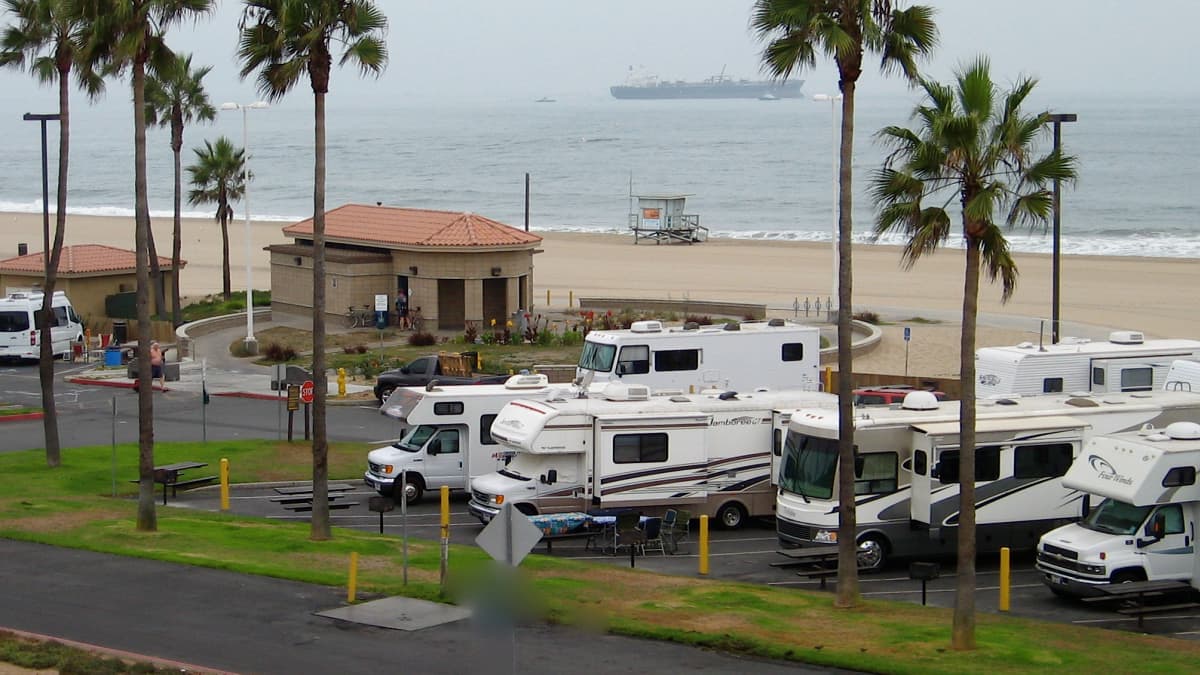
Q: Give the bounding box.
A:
[238,0,388,541]
[146,52,216,323]
[751,0,937,609]
[75,0,216,533]
[1,0,103,469]
[871,57,1077,649]
[187,136,245,297]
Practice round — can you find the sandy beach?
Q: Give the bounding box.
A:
[1,211,1195,378]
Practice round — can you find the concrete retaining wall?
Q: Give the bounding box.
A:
[176,308,272,359]
[577,297,766,319]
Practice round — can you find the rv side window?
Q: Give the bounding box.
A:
[433,402,464,415]
[615,345,650,375]
[1013,443,1074,479]
[654,349,699,372]
[433,429,460,455]
[1042,378,1063,393]
[1092,367,1105,387]
[0,311,29,332]
[937,446,1000,484]
[480,414,498,445]
[781,343,804,362]
[913,450,927,476]
[1119,367,1153,392]
[854,452,898,495]
[1152,504,1185,535]
[613,433,668,463]
[1163,466,1197,488]
[67,305,80,324]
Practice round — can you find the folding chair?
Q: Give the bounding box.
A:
[663,509,691,554]
[639,516,666,556]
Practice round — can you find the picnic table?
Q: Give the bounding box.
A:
[131,461,216,505]
[771,546,861,589]
[528,512,602,554]
[1082,579,1199,629]
[269,484,359,512]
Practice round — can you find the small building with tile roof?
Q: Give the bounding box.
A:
[0,244,183,330]
[269,204,543,330]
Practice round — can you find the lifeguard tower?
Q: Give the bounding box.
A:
[628,194,708,244]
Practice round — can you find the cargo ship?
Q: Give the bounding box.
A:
[610,67,803,100]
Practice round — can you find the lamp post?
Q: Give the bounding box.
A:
[23,113,60,287]
[1048,112,1077,345]
[220,101,269,355]
[812,93,842,308]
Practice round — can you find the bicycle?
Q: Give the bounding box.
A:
[345,305,373,328]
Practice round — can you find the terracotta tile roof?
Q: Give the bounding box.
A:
[0,244,182,275]
[282,204,542,249]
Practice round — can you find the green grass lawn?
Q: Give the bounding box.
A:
[3,440,1199,673]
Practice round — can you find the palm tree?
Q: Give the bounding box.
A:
[1,0,103,469]
[751,0,937,609]
[871,57,1077,649]
[238,0,388,541]
[187,137,245,298]
[75,0,216,533]
[146,52,215,325]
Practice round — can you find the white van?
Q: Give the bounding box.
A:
[0,291,84,362]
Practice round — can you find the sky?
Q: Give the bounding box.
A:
[0,0,1197,113]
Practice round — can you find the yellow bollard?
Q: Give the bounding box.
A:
[699,515,709,575]
[440,485,450,590]
[823,366,833,392]
[546,289,551,306]
[478,354,483,370]
[569,290,574,307]
[219,458,230,512]
[337,367,346,398]
[999,546,1011,611]
[348,551,359,603]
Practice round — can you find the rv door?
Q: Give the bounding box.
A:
[909,433,933,528]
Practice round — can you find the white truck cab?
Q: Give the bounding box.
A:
[1036,422,1200,596]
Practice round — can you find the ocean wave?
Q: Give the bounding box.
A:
[0,200,303,223]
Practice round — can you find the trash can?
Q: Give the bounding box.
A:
[104,347,122,367]
[112,320,128,345]
[460,351,479,370]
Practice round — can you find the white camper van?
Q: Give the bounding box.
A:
[775,389,1200,570]
[576,318,822,393]
[468,384,836,528]
[975,331,1200,397]
[1036,422,1200,596]
[0,291,83,362]
[365,374,567,503]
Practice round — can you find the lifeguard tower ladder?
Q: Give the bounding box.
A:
[628,194,708,244]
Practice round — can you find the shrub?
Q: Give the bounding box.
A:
[853,311,881,325]
[263,342,296,362]
[559,330,583,347]
[408,331,436,346]
[683,314,713,326]
[464,321,479,343]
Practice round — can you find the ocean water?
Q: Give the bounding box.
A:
[0,91,1197,258]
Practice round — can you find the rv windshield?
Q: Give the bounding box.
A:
[394,425,437,452]
[497,453,538,481]
[1079,498,1152,535]
[778,432,838,500]
[578,340,616,373]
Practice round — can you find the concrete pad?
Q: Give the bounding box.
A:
[315,596,472,631]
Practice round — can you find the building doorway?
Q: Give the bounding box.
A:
[437,278,465,331]
[482,278,507,328]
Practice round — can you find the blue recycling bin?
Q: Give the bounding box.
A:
[104,347,122,367]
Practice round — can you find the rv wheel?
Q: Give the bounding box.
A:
[394,478,423,504]
[856,536,889,571]
[1111,569,1145,585]
[715,502,746,529]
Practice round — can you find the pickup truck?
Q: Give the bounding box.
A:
[374,355,508,403]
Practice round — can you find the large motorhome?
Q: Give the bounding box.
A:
[775,389,1200,570]
[468,383,836,528]
[1037,422,1200,596]
[365,374,566,502]
[575,318,822,393]
[975,331,1200,397]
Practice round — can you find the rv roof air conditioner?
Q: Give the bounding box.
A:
[1108,330,1145,345]
[601,382,650,401]
[629,320,663,333]
[900,390,940,410]
[504,374,550,389]
[767,318,785,327]
[1165,422,1200,440]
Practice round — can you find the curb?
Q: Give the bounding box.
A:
[0,625,234,675]
[0,412,44,423]
[66,377,170,392]
[213,391,278,401]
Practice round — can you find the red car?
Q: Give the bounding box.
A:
[852,386,946,406]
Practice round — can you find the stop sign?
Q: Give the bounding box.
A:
[299,380,315,404]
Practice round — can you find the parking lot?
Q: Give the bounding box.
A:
[172,482,1200,640]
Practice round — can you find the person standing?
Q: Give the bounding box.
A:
[395,289,409,330]
[149,341,166,391]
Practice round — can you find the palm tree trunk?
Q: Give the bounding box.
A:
[220,214,231,301]
[133,59,157,533]
[171,134,183,326]
[310,90,330,541]
[834,81,859,609]
[952,240,981,649]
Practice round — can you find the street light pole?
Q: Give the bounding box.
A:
[812,94,842,309]
[220,101,269,355]
[23,113,61,287]
[1048,112,1077,345]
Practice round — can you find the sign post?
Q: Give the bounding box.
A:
[903,326,912,377]
[375,293,389,347]
[300,379,314,441]
[286,384,299,441]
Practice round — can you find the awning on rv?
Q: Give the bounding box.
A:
[911,415,1086,438]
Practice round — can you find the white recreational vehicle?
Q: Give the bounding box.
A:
[468,384,836,528]
[365,374,567,502]
[576,318,822,393]
[775,389,1200,570]
[1036,422,1200,596]
[975,331,1200,397]
[0,291,84,362]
